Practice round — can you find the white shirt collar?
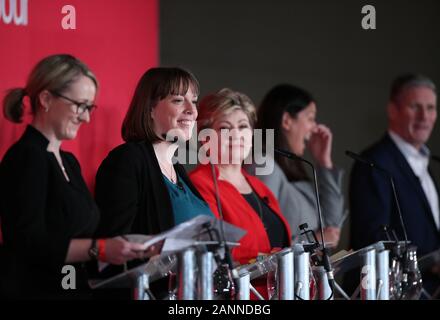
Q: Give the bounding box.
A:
[388,130,430,176]
[388,130,431,162]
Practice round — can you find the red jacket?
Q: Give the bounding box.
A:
[189,164,292,265]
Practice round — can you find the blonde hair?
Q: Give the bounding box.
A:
[197,88,257,131]
[3,54,98,123]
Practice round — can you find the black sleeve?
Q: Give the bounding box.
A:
[0,145,69,271]
[94,146,141,237]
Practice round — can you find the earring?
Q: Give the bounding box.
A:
[44,107,49,113]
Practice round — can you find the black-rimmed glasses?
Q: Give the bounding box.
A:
[50,91,97,115]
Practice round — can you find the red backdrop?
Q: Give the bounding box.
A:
[0,0,158,190]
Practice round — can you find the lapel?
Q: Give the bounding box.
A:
[141,141,175,231]
[384,134,437,227]
[428,161,440,196]
[61,153,84,192]
[244,171,292,242]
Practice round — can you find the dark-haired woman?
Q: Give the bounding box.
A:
[95,67,213,239]
[248,84,344,247]
[93,69,214,298]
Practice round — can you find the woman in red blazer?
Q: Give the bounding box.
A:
[189,88,292,298]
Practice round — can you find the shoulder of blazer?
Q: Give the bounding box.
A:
[358,134,402,170]
[244,171,269,193]
[188,164,210,181]
[103,142,148,169]
[1,134,47,171]
[364,134,415,174]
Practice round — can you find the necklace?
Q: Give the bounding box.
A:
[158,159,176,184]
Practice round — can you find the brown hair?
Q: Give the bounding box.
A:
[121,67,200,143]
[3,54,98,123]
[197,88,257,132]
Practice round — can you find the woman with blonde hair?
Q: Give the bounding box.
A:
[189,88,291,298]
[0,54,145,299]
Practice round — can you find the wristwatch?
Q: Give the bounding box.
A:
[88,239,99,260]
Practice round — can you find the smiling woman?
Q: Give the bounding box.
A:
[94,67,213,298]
[189,88,292,299]
[0,54,145,299]
[247,84,345,246]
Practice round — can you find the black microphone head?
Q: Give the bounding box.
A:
[299,223,309,231]
[274,148,296,159]
[274,148,312,166]
[345,150,356,158]
[431,155,440,163]
[345,150,378,169]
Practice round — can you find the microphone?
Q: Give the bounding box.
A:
[345,150,409,252]
[209,162,240,299]
[431,155,440,163]
[274,148,335,294]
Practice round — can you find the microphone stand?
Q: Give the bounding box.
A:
[274,148,335,297]
[210,163,240,299]
[346,150,412,300]
[345,150,409,253]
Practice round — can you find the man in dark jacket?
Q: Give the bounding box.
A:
[349,73,440,296]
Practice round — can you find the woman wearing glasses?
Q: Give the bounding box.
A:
[0,54,146,299]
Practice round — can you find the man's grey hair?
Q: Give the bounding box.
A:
[390,73,436,104]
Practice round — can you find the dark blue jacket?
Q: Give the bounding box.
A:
[349,133,440,256]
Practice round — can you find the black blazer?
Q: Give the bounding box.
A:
[95,140,206,237]
[0,126,100,299]
[349,133,440,293]
[349,133,440,255]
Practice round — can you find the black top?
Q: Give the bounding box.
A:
[242,192,289,249]
[0,126,100,299]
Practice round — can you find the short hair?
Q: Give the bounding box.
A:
[390,73,437,104]
[197,88,257,131]
[3,54,98,123]
[121,67,200,143]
